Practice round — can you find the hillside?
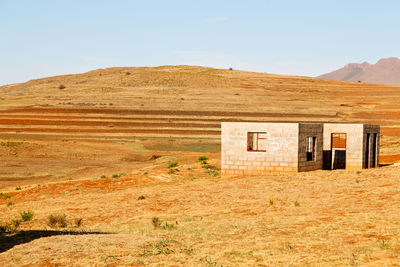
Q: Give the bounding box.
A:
[0,65,400,140]
[318,57,400,86]
[1,65,400,266]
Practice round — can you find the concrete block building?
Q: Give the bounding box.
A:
[221,122,379,175]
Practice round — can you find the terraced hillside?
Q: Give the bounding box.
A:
[0,65,399,157]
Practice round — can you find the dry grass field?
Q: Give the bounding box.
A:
[0,65,400,266]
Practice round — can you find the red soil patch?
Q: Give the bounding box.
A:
[0,107,337,118]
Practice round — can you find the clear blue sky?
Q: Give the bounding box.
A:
[1,0,399,85]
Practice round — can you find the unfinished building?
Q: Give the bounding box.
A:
[221,122,380,175]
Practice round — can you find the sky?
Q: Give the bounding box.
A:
[1,0,400,85]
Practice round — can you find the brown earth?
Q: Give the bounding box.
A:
[0,65,400,265]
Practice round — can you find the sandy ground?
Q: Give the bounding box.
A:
[0,159,399,266]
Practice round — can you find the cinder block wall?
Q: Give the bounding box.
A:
[298,123,323,172]
[323,124,364,169]
[221,122,299,175]
[363,124,380,168]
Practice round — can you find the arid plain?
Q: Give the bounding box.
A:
[0,66,399,266]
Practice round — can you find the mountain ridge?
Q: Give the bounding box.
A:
[318,57,400,86]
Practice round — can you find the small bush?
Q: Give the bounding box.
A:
[167,162,179,175]
[20,210,34,222]
[0,193,13,200]
[143,171,148,175]
[112,173,126,179]
[15,186,22,191]
[59,84,66,89]
[48,214,68,228]
[0,219,20,232]
[7,201,14,207]
[168,162,178,169]
[294,200,300,207]
[74,217,83,227]
[198,156,209,163]
[125,71,131,75]
[100,175,107,179]
[151,217,161,229]
[138,195,145,200]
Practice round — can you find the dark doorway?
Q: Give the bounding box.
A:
[372,133,377,168]
[365,133,370,168]
[331,133,346,169]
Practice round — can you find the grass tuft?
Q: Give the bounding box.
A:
[139,238,174,256]
[48,214,68,228]
[0,219,20,232]
[269,196,274,205]
[74,217,83,227]
[151,217,161,229]
[20,210,34,222]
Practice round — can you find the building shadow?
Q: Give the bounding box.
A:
[379,163,394,167]
[0,230,109,253]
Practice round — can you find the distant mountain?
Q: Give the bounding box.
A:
[318,57,400,86]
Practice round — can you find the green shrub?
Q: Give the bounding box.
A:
[0,193,13,200]
[112,173,126,179]
[48,214,68,228]
[15,186,22,191]
[168,162,178,169]
[20,210,34,222]
[7,201,14,207]
[294,200,300,207]
[0,219,20,232]
[198,156,209,163]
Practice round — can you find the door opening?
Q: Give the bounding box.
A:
[331,133,346,169]
[372,133,377,168]
[365,133,370,168]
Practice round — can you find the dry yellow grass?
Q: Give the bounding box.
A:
[0,65,400,266]
[0,161,399,266]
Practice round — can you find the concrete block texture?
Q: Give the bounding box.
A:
[221,122,300,175]
[221,122,380,175]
